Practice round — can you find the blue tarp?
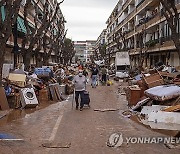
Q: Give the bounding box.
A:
[34,68,52,76]
[0,133,16,139]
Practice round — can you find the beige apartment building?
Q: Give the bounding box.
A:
[74,40,96,64]
[106,0,180,68]
[3,0,65,66]
[94,29,107,60]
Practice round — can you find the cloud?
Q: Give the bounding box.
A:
[60,0,117,41]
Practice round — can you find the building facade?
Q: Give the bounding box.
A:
[94,29,107,60]
[74,40,96,64]
[3,0,65,67]
[106,0,180,68]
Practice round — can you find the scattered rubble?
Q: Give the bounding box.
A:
[117,67,180,133]
[42,142,71,148]
[94,108,120,112]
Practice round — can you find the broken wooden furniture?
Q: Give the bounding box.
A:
[142,70,164,88]
[49,83,65,101]
[126,85,141,106]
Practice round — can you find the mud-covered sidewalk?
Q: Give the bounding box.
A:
[0,82,179,154]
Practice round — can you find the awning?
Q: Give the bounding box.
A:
[17,16,27,34]
[1,6,5,21]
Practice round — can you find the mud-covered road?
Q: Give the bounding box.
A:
[0,82,179,154]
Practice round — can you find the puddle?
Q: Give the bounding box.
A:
[0,101,56,126]
[130,115,180,137]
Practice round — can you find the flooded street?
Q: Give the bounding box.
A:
[0,83,179,154]
[0,101,56,127]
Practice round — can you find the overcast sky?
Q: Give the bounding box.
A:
[60,0,118,41]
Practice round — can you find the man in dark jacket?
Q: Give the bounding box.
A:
[91,65,99,88]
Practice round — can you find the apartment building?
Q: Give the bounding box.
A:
[3,0,65,66]
[85,40,96,63]
[94,29,107,60]
[106,0,180,68]
[74,40,96,63]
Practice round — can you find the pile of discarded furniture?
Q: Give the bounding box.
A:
[0,66,75,111]
[125,69,180,131]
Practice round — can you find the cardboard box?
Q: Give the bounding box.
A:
[8,73,26,87]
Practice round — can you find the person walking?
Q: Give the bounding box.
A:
[101,66,107,85]
[73,70,87,111]
[91,65,99,88]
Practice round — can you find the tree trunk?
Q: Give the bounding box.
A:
[23,51,31,71]
[171,30,180,63]
[43,54,49,66]
[35,53,42,67]
[0,41,6,87]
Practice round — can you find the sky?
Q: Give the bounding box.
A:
[59,0,118,41]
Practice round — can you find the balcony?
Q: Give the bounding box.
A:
[135,12,160,33]
[145,39,159,48]
[125,29,135,38]
[137,0,153,13]
[123,9,136,25]
[136,0,145,8]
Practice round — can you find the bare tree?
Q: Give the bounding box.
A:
[160,0,180,59]
[42,26,67,65]
[21,0,64,71]
[106,30,126,66]
[98,44,107,60]
[0,0,22,86]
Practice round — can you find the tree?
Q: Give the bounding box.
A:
[61,38,75,65]
[160,0,180,60]
[98,44,107,60]
[0,0,22,86]
[42,27,67,66]
[21,0,64,71]
[106,30,126,66]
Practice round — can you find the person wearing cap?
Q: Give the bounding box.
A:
[73,70,87,111]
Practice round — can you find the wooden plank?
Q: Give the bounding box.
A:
[54,85,61,101]
[0,87,9,110]
[49,86,58,101]
[163,105,180,112]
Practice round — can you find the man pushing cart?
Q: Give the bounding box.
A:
[72,70,90,111]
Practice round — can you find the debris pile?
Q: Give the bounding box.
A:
[122,68,180,131]
[0,64,76,111]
